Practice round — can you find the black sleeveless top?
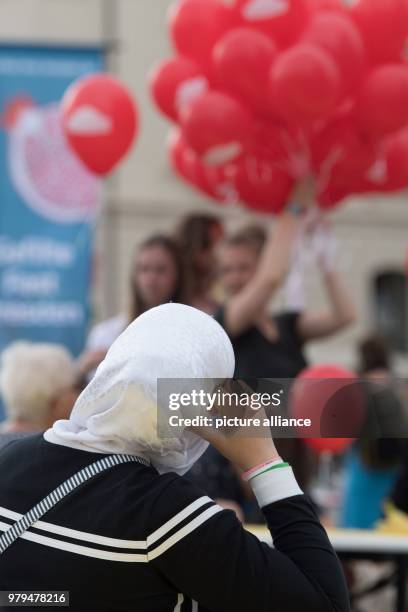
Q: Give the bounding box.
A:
[215,309,307,379]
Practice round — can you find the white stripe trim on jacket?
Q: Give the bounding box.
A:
[0,499,223,562]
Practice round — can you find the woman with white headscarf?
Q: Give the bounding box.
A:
[0,304,349,612]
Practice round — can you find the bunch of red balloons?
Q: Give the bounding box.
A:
[150,0,408,214]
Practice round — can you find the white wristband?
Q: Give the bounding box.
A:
[249,465,303,508]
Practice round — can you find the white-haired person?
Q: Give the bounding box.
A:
[0,305,349,612]
[0,341,79,450]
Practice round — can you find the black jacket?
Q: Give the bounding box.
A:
[0,434,349,612]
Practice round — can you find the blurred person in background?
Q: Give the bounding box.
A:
[340,335,404,530]
[0,341,78,450]
[77,234,185,380]
[377,440,408,533]
[216,210,356,381]
[188,185,356,520]
[174,214,224,314]
[389,441,408,523]
[216,194,356,487]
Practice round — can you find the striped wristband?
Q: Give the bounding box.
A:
[245,461,304,508]
[243,458,288,482]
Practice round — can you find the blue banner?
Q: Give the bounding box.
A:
[0,46,103,420]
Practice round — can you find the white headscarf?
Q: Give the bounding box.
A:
[44,303,235,475]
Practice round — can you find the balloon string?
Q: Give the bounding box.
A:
[318,146,344,193]
[282,129,311,181]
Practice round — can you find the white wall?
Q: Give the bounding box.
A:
[0,0,106,44]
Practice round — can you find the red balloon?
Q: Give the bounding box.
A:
[312,108,390,205]
[307,0,343,12]
[305,438,354,455]
[290,364,365,455]
[168,130,237,202]
[340,160,400,198]
[303,12,366,96]
[248,119,311,179]
[235,155,293,213]
[382,129,408,190]
[213,28,278,115]
[150,56,208,121]
[270,44,340,124]
[312,116,375,188]
[231,0,310,48]
[350,0,408,64]
[249,119,300,169]
[169,0,232,70]
[317,157,383,207]
[358,129,408,193]
[195,162,238,203]
[62,74,138,176]
[356,65,408,140]
[317,184,352,209]
[180,91,253,165]
[317,167,373,209]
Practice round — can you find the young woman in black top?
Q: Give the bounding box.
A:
[0,304,349,611]
[216,206,356,380]
[211,184,356,501]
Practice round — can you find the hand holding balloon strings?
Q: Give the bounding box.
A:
[283,203,337,310]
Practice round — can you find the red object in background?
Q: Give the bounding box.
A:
[248,118,300,170]
[213,28,278,115]
[168,129,237,202]
[270,44,340,124]
[350,0,408,64]
[1,95,34,129]
[305,437,354,455]
[314,119,408,203]
[180,90,253,166]
[356,65,408,140]
[311,115,375,204]
[382,128,408,190]
[290,364,365,455]
[311,115,355,171]
[160,0,408,213]
[150,57,208,122]
[169,0,232,71]
[235,155,294,213]
[317,184,352,209]
[231,0,310,48]
[302,12,366,96]
[354,128,408,194]
[62,74,138,176]
[307,0,343,13]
